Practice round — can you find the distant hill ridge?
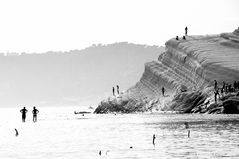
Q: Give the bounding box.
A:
[0,42,164,107]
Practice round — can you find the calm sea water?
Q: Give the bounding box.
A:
[0,107,239,159]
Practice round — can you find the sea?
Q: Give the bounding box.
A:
[0,106,239,159]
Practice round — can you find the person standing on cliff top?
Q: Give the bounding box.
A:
[116,85,119,95]
[112,87,115,96]
[162,87,165,97]
[185,27,188,36]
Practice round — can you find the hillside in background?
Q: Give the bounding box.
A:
[0,42,164,107]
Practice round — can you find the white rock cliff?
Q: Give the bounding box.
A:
[95,27,239,113]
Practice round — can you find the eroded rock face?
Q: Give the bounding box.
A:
[95,27,239,114]
[94,94,147,114]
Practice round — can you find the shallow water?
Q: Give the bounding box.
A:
[0,107,239,159]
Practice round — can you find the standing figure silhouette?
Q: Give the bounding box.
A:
[185,27,188,36]
[116,85,119,95]
[32,106,39,122]
[20,107,28,122]
[112,87,115,96]
[162,87,165,97]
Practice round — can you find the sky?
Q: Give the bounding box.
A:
[0,0,238,53]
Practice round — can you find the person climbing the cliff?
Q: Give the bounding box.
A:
[162,87,165,97]
[185,27,188,36]
[214,80,218,90]
[112,87,115,96]
[32,106,39,122]
[214,89,219,103]
[20,107,28,122]
[117,85,119,95]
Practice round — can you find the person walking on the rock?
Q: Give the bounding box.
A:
[20,107,28,122]
[222,81,225,90]
[185,27,188,36]
[117,85,119,95]
[32,106,39,122]
[112,87,115,96]
[162,87,165,97]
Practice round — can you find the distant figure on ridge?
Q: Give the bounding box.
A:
[112,87,115,96]
[20,107,28,122]
[162,87,165,97]
[183,36,186,40]
[32,106,39,122]
[117,85,119,95]
[185,27,188,36]
[176,36,179,40]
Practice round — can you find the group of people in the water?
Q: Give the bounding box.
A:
[176,27,188,41]
[20,106,39,122]
[112,85,120,96]
[214,80,239,103]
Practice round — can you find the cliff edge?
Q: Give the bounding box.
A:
[95,27,239,114]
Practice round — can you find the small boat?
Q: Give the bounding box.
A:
[74,111,91,114]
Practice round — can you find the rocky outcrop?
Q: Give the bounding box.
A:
[94,94,147,114]
[95,27,239,114]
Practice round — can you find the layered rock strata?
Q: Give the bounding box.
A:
[95,27,239,114]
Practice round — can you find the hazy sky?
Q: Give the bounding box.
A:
[0,0,238,53]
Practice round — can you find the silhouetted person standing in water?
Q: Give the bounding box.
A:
[32,107,39,122]
[153,134,156,145]
[20,107,28,122]
[162,87,165,97]
[185,27,188,36]
[117,85,119,95]
[112,87,115,96]
[15,128,18,137]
